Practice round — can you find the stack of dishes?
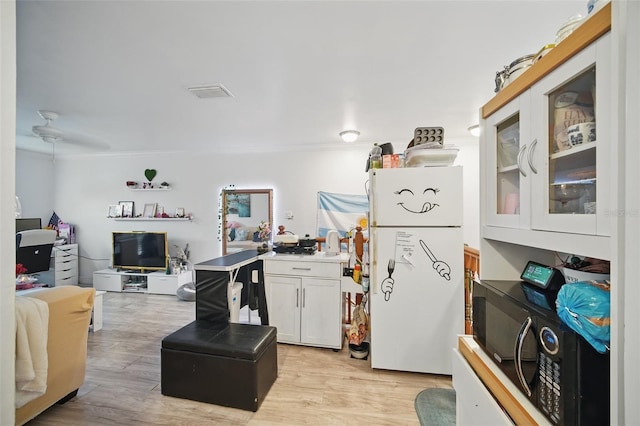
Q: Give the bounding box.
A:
[404,144,459,167]
[555,15,584,44]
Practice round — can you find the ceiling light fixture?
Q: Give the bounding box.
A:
[339,130,360,143]
[468,125,480,137]
[187,84,233,98]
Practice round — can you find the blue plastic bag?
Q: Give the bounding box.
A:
[556,280,610,353]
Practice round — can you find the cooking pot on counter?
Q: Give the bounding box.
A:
[298,234,317,248]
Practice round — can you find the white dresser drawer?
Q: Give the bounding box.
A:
[55,257,78,272]
[53,245,78,286]
[55,261,78,279]
[264,260,340,278]
[55,274,78,286]
[54,244,78,261]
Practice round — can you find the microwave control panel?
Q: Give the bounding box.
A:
[539,351,562,423]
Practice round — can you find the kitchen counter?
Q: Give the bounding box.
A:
[196,249,259,272]
[261,250,357,349]
[194,249,268,325]
[259,251,350,263]
[260,251,362,294]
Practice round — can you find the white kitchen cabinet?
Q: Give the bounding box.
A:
[452,348,513,426]
[263,254,344,349]
[53,243,78,286]
[477,4,632,424]
[485,94,531,230]
[453,337,554,425]
[481,29,612,259]
[529,33,611,236]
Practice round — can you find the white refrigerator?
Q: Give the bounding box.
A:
[369,166,463,374]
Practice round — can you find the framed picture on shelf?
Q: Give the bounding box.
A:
[143,203,157,218]
[176,207,185,218]
[108,204,123,218]
[119,201,134,218]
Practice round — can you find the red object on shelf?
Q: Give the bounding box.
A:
[16,263,28,276]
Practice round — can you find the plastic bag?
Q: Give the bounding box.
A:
[349,301,369,346]
[556,280,610,353]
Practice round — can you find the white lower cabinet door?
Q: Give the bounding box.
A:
[266,275,301,344]
[452,349,513,425]
[300,278,341,348]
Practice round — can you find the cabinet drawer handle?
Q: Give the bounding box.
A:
[517,144,528,177]
[527,139,538,174]
[292,267,312,271]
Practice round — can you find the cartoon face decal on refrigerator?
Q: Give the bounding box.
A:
[393,187,441,214]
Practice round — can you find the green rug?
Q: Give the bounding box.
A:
[414,388,456,426]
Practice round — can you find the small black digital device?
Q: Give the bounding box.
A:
[520,260,565,290]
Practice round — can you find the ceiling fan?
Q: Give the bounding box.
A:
[32,110,64,143]
[30,110,109,151]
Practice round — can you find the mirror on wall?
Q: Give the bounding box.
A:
[222,188,273,255]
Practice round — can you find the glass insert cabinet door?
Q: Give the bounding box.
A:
[486,94,532,229]
[531,33,610,236]
[547,68,596,216]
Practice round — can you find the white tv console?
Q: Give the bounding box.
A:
[92,269,192,295]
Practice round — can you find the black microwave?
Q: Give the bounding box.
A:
[473,279,609,425]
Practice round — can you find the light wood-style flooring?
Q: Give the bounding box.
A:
[27,292,452,425]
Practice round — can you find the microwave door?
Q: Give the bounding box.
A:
[515,316,538,397]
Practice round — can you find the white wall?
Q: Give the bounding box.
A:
[1,0,17,421]
[17,139,481,284]
[15,149,54,222]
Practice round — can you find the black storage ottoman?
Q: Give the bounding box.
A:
[161,320,277,411]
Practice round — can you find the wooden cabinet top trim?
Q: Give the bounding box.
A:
[482,2,611,119]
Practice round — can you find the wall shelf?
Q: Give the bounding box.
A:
[127,187,171,191]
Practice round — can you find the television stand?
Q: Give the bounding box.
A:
[118,269,152,274]
[93,269,192,295]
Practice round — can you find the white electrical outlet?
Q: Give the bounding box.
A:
[285,210,293,220]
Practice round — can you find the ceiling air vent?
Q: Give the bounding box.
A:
[187,84,233,99]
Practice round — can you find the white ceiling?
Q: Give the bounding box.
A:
[15,0,586,156]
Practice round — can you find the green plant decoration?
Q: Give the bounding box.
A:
[144,169,157,182]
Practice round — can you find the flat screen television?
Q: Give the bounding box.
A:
[112,231,168,272]
[16,218,42,232]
